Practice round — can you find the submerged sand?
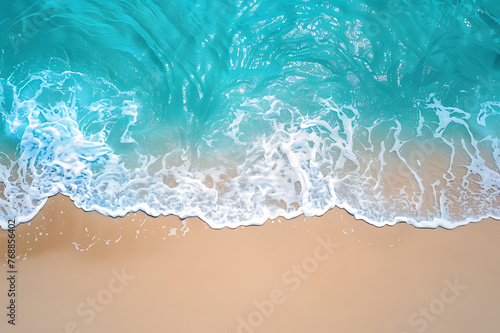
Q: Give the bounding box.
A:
[0,194,499,333]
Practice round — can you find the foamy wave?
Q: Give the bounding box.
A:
[1,71,498,230]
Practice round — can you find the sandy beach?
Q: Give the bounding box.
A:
[0,194,499,333]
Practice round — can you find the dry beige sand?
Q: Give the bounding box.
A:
[1,194,499,333]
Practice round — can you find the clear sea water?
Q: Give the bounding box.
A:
[0,0,499,230]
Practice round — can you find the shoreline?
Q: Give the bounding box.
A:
[3,191,498,232]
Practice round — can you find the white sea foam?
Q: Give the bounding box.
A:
[0,71,499,230]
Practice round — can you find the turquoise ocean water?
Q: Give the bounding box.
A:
[0,0,499,229]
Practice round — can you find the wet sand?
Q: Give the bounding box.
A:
[1,194,499,333]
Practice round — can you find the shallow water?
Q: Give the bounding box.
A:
[0,0,499,229]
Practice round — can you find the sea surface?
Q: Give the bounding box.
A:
[1,0,499,230]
